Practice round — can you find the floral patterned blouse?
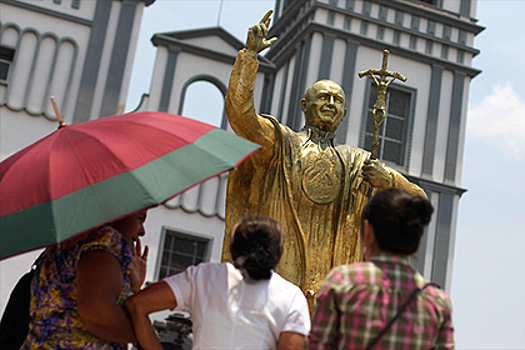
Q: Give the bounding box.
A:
[20,225,133,350]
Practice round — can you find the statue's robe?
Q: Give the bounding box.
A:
[222,49,426,307]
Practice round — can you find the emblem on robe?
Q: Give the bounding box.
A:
[302,156,341,204]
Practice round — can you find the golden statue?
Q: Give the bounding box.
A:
[222,11,425,309]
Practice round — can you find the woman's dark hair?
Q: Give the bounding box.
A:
[362,189,434,255]
[230,216,284,280]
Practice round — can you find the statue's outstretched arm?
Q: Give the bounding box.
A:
[390,170,427,199]
[362,159,427,198]
[225,11,278,154]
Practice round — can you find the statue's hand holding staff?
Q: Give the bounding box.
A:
[363,158,392,189]
[246,10,278,53]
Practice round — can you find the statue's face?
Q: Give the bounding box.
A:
[301,80,346,132]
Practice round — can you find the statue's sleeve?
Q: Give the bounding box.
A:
[389,169,428,198]
[222,49,281,263]
[225,49,276,158]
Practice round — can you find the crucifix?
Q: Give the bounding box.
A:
[358,50,407,159]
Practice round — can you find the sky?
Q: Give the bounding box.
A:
[125,1,525,349]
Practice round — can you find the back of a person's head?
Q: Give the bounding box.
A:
[230,216,283,280]
[362,189,434,255]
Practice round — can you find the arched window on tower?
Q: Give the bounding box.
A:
[180,80,224,128]
[0,46,15,83]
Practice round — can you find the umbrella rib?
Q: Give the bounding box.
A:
[62,127,130,178]
[92,113,214,151]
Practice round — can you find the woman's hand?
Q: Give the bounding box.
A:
[129,238,149,293]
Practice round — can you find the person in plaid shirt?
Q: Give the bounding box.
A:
[309,189,454,350]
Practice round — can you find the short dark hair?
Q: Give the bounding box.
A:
[230,216,283,280]
[362,189,434,255]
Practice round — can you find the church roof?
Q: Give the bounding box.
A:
[152,27,275,72]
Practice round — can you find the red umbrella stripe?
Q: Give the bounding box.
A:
[0,112,216,217]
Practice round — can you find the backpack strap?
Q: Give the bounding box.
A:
[365,282,441,350]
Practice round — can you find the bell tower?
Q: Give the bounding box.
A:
[262,0,483,291]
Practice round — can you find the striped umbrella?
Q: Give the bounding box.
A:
[0,111,260,260]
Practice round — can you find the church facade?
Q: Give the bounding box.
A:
[1,0,482,331]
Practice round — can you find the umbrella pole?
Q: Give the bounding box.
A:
[50,97,66,129]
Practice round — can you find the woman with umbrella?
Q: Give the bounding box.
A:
[0,110,262,349]
[19,210,149,350]
[125,216,311,350]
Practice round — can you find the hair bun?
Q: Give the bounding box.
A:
[404,196,433,226]
[362,189,434,255]
[243,248,272,280]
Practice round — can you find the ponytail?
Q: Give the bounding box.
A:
[230,216,283,280]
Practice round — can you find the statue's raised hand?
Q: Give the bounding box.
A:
[246,10,278,53]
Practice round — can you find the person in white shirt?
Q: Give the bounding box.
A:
[125,215,311,350]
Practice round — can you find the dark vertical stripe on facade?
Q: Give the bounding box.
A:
[287,44,304,130]
[412,188,432,274]
[318,33,336,80]
[158,46,180,113]
[277,62,290,123]
[275,0,282,19]
[261,73,276,115]
[296,35,312,130]
[422,64,444,177]
[460,0,472,18]
[99,0,139,118]
[337,39,358,144]
[362,1,371,16]
[432,193,454,287]
[72,0,112,123]
[288,35,311,131]
[444,71,465,182]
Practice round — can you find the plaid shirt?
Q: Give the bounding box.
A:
[308,253,454,350]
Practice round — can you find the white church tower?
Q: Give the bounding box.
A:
[263,0,484,290]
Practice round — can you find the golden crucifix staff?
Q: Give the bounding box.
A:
[358,50,407,159]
